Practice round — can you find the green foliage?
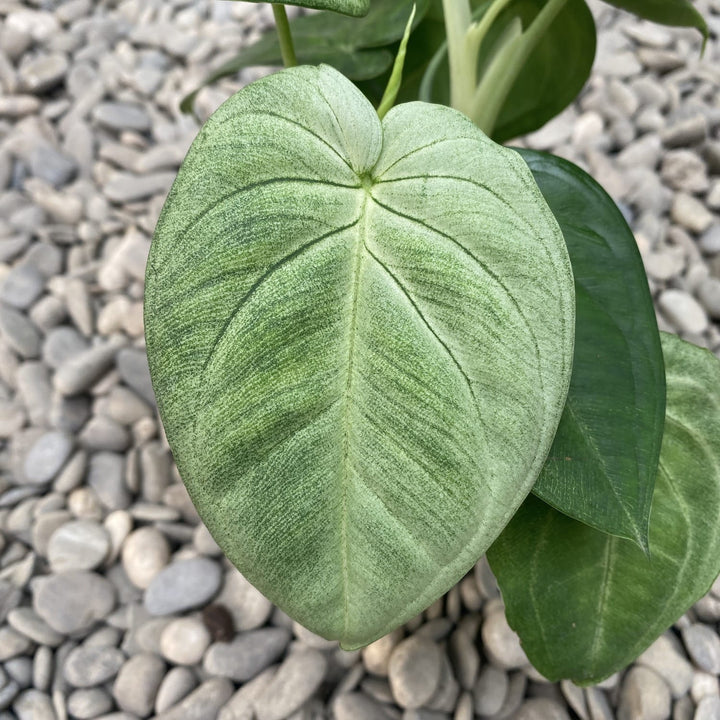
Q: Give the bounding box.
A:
[489,333,720,684]
[604,0,707,37]
[420,0,596,141]
[181,0,428,114]
[519,150,665,548]
[146,64,574,648]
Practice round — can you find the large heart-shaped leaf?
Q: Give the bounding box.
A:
[519,149,665,549]
[237,0,370,17]
[181,0,429,114]
[419,0,596,143]
[488,333,720,684]
[603,0,707,37]
[146,64,574,648]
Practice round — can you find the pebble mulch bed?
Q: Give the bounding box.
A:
[1,0,720,718]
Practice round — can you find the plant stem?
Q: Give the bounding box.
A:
[442,0,474,114]
[466,0,515,66]
[471,0,569,135]
[272,4,297,68]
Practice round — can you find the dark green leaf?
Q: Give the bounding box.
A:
[419,0,596,143]
[181,0,429,114]
[603,0,707,37]
[518,149,665,548]
[489,333,720,684]
[146,65,574,649]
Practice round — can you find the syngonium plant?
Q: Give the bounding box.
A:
[144,0,720,684]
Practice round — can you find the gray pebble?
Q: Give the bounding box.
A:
[700,226,720,255]
[0,626,32,661]
[388,636,442,710]
[67,687,113,719]
[0,266,44,310]
[13,689,55,720]
[361,630,402,678]
[474,665,508,716]
[0,681,20,711]
[63,645,125,688]
[658,289,708,335]
[54,338,124,396]
[104,171,176,204]
[18,53,68,94]
[217,567,273,632]
[47,519,110,572]
[660,150,709,193]
[32,645,53,692]
[618,666,671,720]
[121,526,170,590]
[144,558,222,616]
[696,696,720,720]
[159,616,211,666]
[203,628,291,682]
[482,609,528,670]
[154,677,233,720]
[42,326,88,369]
[698,278,720,320]
[585,686,614,720]
[87,451,130,510]
[218,666,277,720]
[23,432,73,485]
[448,627,479,691]
[638,634,693,698]
[79,415,130,452]
[116,348,154,404]
[254,649,327,720]
[672,194,716,235]
[661,116,708,148]
[514,698,571,720]
[0,305,41,358]
[155,666,198,714]
[33,571,116,635]
[50,395,91,433]
[683,625,720,674]
[7,607,64,646]
[93,102,152,133]
[332,692,392,720]
[29,145,78,188]
[113,653,165,717]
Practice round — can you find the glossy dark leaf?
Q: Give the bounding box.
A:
[604,0,707,37]
[419,0,596,142]
[181,0,429,114]
[518,149,665,548]
[488,333,720,684]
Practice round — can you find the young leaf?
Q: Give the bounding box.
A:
[181,0,429,114]
[146,64,574,649]
[518,149,665,549]
[419,0,596,142]
[488,333,720,684]
[603,0,707,38]
[240,0,370,17]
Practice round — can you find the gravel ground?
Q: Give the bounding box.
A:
[0,0,719,719]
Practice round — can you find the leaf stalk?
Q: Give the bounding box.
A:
[272,4,298,68]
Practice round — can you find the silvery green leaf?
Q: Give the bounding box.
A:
[145,64,574,648]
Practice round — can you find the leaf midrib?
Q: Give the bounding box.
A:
[339,190,370,638]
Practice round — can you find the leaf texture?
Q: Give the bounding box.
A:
[489,333,720,684]
[145,64,574,648]
[520,149,665,548]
